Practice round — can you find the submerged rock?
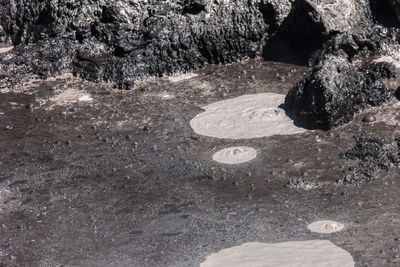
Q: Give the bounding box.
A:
[339,135,400,185]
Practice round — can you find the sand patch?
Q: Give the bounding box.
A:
[78,95,93,102]
[201,240,354,267]
[374,53,400,69]
[308,220,345,234]
[190,93,307,139]
[168,72,198,83]
[49,88,93,107]
[212,147,257,164]
[0,46,13,54]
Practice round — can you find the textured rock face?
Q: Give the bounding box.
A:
[0,0,295,88]
[283,0,400,130]
[0,0,377,89]
[339,135,400,184]
[305,0,371,35]
[285,55,397,130]
[263,0,373,65]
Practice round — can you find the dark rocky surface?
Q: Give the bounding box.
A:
[0,0,294,89]
[285,58,398,130]
[339,135,400,185]
[279,0,400,130]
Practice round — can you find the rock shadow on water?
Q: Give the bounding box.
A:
[278,103,308,130]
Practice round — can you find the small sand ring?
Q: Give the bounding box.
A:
[212,146,257,164]
[308,220,345,234]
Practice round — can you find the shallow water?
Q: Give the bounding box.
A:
[1,59,400,266]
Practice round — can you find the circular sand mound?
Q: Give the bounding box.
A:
[308,220,345,234]
[190,93,307,139]
[200,240,354,267]
[212,147,257,164]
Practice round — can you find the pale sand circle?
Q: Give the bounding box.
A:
[190,93,307,139]
[212,146,257,164]
[201,240,354,267]
[308,220,345,234]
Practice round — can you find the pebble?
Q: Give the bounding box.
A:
[143,125,152,131]
[362,113,376,123]
[25,103,34,109]
[126,134,133,140]
[140,87,149,92]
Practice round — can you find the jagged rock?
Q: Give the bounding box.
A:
[304,0,372,35]
[338,135,400,184]
[285,51,397,130]
[263,0,373,64]
[0,0,295,89]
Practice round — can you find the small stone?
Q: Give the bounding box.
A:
[124,176,131,180]
[140,87,149,92]
[25,103,34,109]
[362,113,376,123]
[143,125,151,131]
[112,168,117,172]
[126,134,133,140]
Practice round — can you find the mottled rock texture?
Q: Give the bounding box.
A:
[339,135,400,184]
[285,56,398,130]
[0,0,294,88]
[1,0,400,130]
[284,0,400,130]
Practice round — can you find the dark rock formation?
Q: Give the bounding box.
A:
[282,0,400,130]
[263,0,373,64]
[285,55,397,130]
[339,135,400,184]
[0,0,294,89]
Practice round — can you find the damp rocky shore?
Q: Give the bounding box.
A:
[2,0,400,127]
[3,0,400,266]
